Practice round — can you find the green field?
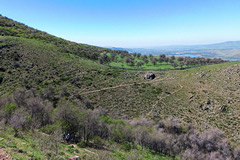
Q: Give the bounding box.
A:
[105,54,204,70]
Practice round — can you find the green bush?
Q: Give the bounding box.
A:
[93,136,104,147]
[40,122,61,134]
[3,103,17,118]
[99,115,125,125]
[122,142,132,151]
[77,140,87,148]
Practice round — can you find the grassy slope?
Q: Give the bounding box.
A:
[0,37,175,159]
[0,36,240,145]
[0,127,173,160]
[80,61,240,144]
[0,14,110,60]
[0,15,240,159]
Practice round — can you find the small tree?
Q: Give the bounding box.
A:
[164,57,169,64]
[172,62,178,68]
[151,58,157,65]
[178,57,184,62]
[179,61,184,69]
[136,61,144,67]
[170,55,175,61]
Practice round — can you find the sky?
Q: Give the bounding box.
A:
[0,0,240,47]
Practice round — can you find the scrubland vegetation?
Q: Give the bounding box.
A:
[0,89,239,159]
[0,15,239,159]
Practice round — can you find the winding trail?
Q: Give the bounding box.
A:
[76,77,173,95]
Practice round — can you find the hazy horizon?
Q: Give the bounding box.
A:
[1,0,240,47]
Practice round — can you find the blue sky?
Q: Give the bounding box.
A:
[1,0,240,47]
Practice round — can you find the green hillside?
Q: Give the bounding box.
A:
[0,15,240,159]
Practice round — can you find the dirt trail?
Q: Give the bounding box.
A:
[70,144,99,160]
[83,148,99,160]
[79,77,173,95]
[0,147,12,160]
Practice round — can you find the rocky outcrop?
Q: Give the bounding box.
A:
[144,72,156,80]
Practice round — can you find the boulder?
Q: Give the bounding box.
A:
[0,77,3,84]
[144,72,155,80]
[72,156,80,160]
[0,68,6,72]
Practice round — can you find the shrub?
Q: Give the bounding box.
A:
[93,136,104,148]
[77,140,87,148]
[122,142,133,151]
[8,108,30,129]
[40,122,61,134]
[3,103,17,119]
[130,118,153,127]
[234,147,240,160]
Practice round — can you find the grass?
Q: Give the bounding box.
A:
[0,15,240,159]
[0,36,240,145]
[0,126,174,160]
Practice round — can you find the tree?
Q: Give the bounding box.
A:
[137,53,141,58]
[98,56,104,64]
[179,61,184,68]
[178,57,184,62]
[172,62,178,68]
[169,59,174,64]
[151,58,157,65]
[143,59,149,64]
[159,54,166,59]
[136,61,144,67]
[149,54,153,59]
[164,57,169,63]
[159,57,164,63]
[98,53,110,65]
[142,55,149,64]
[170,55,175,61]
[110,52,117,61]
[126,57,134,66]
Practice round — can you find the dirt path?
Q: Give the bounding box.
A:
[79,77,173,95]
[70,144,99,160]
[83,148,99,160]
[0,147,12,160]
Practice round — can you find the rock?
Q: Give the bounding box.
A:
[221,105,229,112]
[72,156,80,160]
[207,99,211,105]
[165,91,171,95]
[144,72,156,80]
[0,77,3,84]
[189,95,194,99]
[200,72,205,78]
[0,68,6,72]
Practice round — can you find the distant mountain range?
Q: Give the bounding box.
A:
[108,41,240,61]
